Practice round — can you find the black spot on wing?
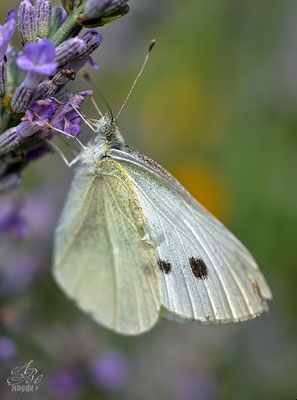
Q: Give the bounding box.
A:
[189,257,208,280]
[159,260,171,274]
[251,280,261,299]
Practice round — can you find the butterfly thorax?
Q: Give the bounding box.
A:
[80,114,125,172]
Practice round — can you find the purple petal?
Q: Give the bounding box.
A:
[88,56,99,69]
[51,91,92,137]
[17,38,57,74]
[26,38,56,63]
[67,90,93,109]
[29,61,58,75]
[7,9,17,22]
[0,9,16,59]
[16,54,34,70]
[22,97,61,126]
[66,55,99,72]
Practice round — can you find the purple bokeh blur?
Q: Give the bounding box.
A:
[0,337,16,362]
[89,349,130,391]
[46,366,83,399]
[174,369,218,400]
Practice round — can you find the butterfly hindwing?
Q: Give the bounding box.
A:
[54,159,161,335]
[111,147,272,324]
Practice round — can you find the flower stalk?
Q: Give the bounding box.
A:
[52,1,87,46]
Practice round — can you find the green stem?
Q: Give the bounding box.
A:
[52,1,88,46]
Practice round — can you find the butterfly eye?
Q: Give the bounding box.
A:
[99,123,112,136]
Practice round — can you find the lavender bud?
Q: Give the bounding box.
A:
[0,123,39,155]
[33,80,56,102]
[11,85,36,114]
[0,58,7,97]
[34,69,76,101]
[55,38,86,66]
[62,0,84,13]
[18,0,37,45]
[84,0,128,20]
[80,30,103,58]
[0,127,18,155]
[49,6,67,38]
[79,0,129,27]
[35,0,52,39]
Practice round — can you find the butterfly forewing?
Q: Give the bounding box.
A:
[54,159,161,335]
[111,147,272,324]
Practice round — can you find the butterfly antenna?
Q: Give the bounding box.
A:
[82,71,113,121]
[114,39,156,121]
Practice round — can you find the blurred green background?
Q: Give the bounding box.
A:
[1,0,296,399]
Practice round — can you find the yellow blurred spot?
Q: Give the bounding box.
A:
[172,161,230,223]
[141,71,229,155]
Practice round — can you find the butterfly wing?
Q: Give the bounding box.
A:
[54,159,161,335]
[111,147,272,324]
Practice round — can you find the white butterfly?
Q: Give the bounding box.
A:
[53,112,272,335]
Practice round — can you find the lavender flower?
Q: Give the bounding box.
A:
[0,0,129,193]
[0,10,16,96]
[0,10,16,61]
[11,38,58,113]
[89,350,130,390]
[24,97,61,124]
[67,55,99,72]
[51,91,92,137]
[0,98,60,155]
[17,38,58,76]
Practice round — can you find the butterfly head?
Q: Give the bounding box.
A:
[94,113,125,151]
[96,113,115,138]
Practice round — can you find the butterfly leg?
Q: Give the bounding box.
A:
[32,111,86,150]
[43,138,81,168]
[70,105,99,133]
